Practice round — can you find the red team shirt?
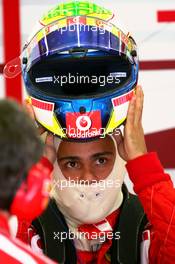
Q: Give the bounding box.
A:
[0,213,56,264]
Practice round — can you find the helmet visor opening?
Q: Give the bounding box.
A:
[29,54,132,98]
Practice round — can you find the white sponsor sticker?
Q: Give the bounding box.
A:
[35,77,53,83]
[31,97,54,127]
[109,72,127,78]
[112,90,134,122]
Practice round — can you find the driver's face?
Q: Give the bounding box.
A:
[57,136,116,183]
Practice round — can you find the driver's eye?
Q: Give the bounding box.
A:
[96,157,107,165]
[67,161,78,168]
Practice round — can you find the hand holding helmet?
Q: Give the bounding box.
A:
[113,86,147,161]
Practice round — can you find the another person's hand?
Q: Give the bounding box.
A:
[113,85,147,161]
[24,99,56,164]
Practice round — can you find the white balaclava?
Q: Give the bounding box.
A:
[50,136,126,225]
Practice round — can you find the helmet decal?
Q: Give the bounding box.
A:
[65,110,102,139]
[111,89,135,123]
[40,1,113,26]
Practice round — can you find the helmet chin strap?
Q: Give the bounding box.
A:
[51,136,126,225]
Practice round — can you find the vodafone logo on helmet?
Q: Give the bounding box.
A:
[76,116,92,131]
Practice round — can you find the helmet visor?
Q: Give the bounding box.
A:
[23,16,136,72]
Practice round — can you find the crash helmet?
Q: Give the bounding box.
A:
[21,1,139,140]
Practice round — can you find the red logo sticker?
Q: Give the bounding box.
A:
[112,90,134,107]
[66,110,102,138]
[31,98,54,111]
[67,16,87,25]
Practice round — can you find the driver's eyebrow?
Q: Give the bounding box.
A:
[57,152,113,162]
[57,156,80,162]
[91,152,114,159]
